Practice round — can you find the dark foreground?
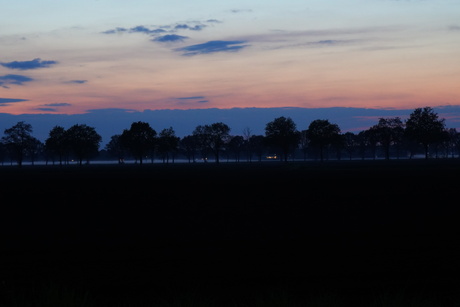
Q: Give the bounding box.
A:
[1,159,460,306]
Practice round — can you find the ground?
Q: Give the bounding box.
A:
[1,159,459,306]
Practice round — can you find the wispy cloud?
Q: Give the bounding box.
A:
[174,24,206,31]
[313,40,342,45]
[1,58,58,70]
[0,98,29,106]
[67,80,87,84]
[240,26,405,46]
[177,96,207,100]
[102,20,211,37]
[175,40,249,56]
[42,103,72,107]
[175,96,209,104]
[0,74,34,88]
[230,9,253,14]
[153,34,189,43]
[102,25,164,35]
[101,27,128,34]
[35,103,72,112]
[35,107,59,112]
[130,25,157,34]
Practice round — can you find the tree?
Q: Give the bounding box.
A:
[45,125,68,165]
[299,130,310,161]
[180,135,199,163]
[363,127,380,159]
[157,127,180,163]
[306,119,341,161]
[1,121,36,166]
[227,135,244,162]
[242,127,253,162]
[264,116,299,162]
[446,128,460,158]
[65,124,102,165]
[120,121,156,165]
[25,137,44,165]
[370,117,405,160]
[356,130,371,160]
[343,132,357,160]
[405,107,446,159]
[105,134,126,163]
[249,135,265,162]
[193,122,230,163]
[331,133,345,160]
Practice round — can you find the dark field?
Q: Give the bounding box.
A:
[1,159,460,306]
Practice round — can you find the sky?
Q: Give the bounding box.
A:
[1,0,460,144]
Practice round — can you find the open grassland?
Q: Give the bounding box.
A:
[1,159,460,306]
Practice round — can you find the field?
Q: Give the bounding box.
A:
[1,159,460,306]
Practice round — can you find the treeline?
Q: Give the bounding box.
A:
[0,106,458,166]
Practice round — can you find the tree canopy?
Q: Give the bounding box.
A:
[0,106,457,165]
[264,116,299,162]
[2,121,39,166]
[306,119,341,162]
[120,121,157,165]
[65,124,102,165]
[193,122,231,163]
[405,107,446,159]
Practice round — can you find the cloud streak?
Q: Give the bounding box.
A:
[175,40,249,56]
[102,21,210,36]
[177,96,206,100]
[42,103,72,107]
[1,58,58,70]
[35,103,72,112]
[67,80,87,84]
[174,24,206,31]
[0,98,29,106]
[0,74,34,88]
[175,96,209,105]
[153,34,188,43]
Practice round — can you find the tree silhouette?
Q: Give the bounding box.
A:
[248,135,265,162]
[25,137,43,165]
[193,122,230,163]
[157,127,180,163]
[446,128,460,158]
[120,121,156,165]
[264,116,299,162]
[45,126,68,165]
[65,124,102,165]
[227,135,244,162]
[298,130,311,161]
[180,135,199,163]
[306,119,341,162]
[3,105,453,165]
[343,132,357,160]
[405,107,446,159]
[242,127,253,162]
[370,117,405,160]
[2,121,38,167]
[105,134,126,164]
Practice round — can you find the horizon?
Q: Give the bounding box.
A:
[1,105,460,147]
[1,0,459,118]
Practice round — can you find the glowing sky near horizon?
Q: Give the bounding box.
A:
[1,0,459,115]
